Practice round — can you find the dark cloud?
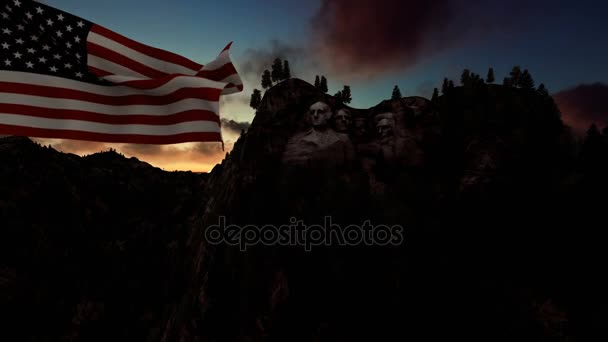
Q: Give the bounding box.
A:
[310,0,541,76]
[221,119,250,135]
[554,83,608,134]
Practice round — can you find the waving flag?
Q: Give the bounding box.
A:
[0,0,243,144]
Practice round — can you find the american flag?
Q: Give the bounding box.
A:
[0,0,243,144]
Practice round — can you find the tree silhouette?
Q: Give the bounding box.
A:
[442,78,449,94]
[314,75,320,89]
[271,58,284,83]
[261,70,272,89]
[461,69,471,86]
[334,90,343,103]
[537,83,549,97]
[249,89,262,110]
[340,85,352,104]
[448,80,455,89]
[470,72,482,87]
[392,85,402,99]
[320,76,328,93]
[519,69,535,90]
[282,60,291,79]
[486,68,495,83]
[431,88,439,101]
[510,66,522,87]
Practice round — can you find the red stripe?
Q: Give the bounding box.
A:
[0,124,222,144]
[0,104,219,125]
[0,82,222,106]
[224,83,244,91]
[196,63,239,81]
[88,66,112,77]
[90,24,202,72]
[88,42,167,79]
[222,42,233,53]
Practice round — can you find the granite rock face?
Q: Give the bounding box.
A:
[160,79,606,341]
[2,79,608,341]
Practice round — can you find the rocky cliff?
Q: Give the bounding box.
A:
[2,79,608,341]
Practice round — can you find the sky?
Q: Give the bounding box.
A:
[26,0,608,171]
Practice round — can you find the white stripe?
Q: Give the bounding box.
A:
[88,55,147,78]
[200,50,231,71]
[0,113,220,135]
[100,75,148,83]
[88,31,199,75]
[0,93,219,116]
[0,71,227,98]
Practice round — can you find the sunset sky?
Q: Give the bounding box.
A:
[29,0,608,171]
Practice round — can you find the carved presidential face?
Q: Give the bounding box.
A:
[376,118,394,138]
[334,109,352,132]
[309,101,332,128]
[353,117,368,137]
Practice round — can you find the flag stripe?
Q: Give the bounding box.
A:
[87,31,197,76]
[196,63,240,83]
[0,71,226,97]
[88,54,148,79]
[0,104,220,126]
[88,42,165,79]
[0,82,222,106]
[0,114,220,135]
[222,83,244,95]
[90,24,203,72]
[87,66,112,77]
[0,93,219,116]
[0,124,222,144]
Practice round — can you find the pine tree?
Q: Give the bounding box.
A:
[334,90,343,103]
[587,124,601,141]
[431,88,439,101]
[519,69,535,90]
[271,58,284,83]
[314,75,320,89]
[340,85,352,104]
[537,83,549,97]
[261,70,272,89]
[392,85,402,99]
[461,69,471,86]
[282,60,291,79]
[442,78,449,94]
[249,89,262,110]
[320,76,328,93]
[510,66,522,87]
[448,80,455,89]
[486,68,495,83]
